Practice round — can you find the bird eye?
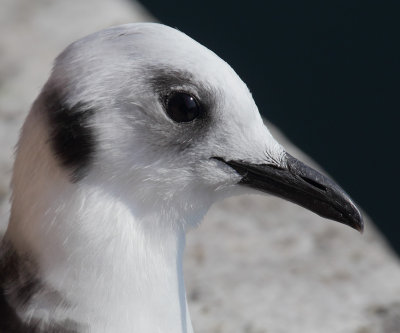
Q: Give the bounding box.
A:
[165,92,201,123]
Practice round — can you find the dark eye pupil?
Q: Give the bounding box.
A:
[166,92,200,123]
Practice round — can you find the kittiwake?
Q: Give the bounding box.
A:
[0,23,363,333]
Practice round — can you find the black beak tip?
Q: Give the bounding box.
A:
[356,222,364,233]
[318,197,364,233]
[347,208,364,233]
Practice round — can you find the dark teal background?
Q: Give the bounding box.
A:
[141,1,399,253]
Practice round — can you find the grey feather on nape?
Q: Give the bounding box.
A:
[0,240,80,333]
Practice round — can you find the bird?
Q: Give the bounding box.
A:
[0,23,363,333]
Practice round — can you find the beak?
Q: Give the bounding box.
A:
[215,153,363,232]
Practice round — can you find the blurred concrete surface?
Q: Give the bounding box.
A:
[0,0,399,332]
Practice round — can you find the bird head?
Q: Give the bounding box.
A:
[33,23,362,231]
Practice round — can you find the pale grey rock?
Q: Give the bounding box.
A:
[0,1,399,332]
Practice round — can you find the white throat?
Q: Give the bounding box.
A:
[7,108,196,333]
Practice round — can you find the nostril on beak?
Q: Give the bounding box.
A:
[300,176,328,192]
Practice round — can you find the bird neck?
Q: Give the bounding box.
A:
[4,107,196,332]
[6,179,193,332]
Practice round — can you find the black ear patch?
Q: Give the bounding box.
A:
[43,89,95,181]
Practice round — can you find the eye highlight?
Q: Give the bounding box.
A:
[165,92,201,123]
